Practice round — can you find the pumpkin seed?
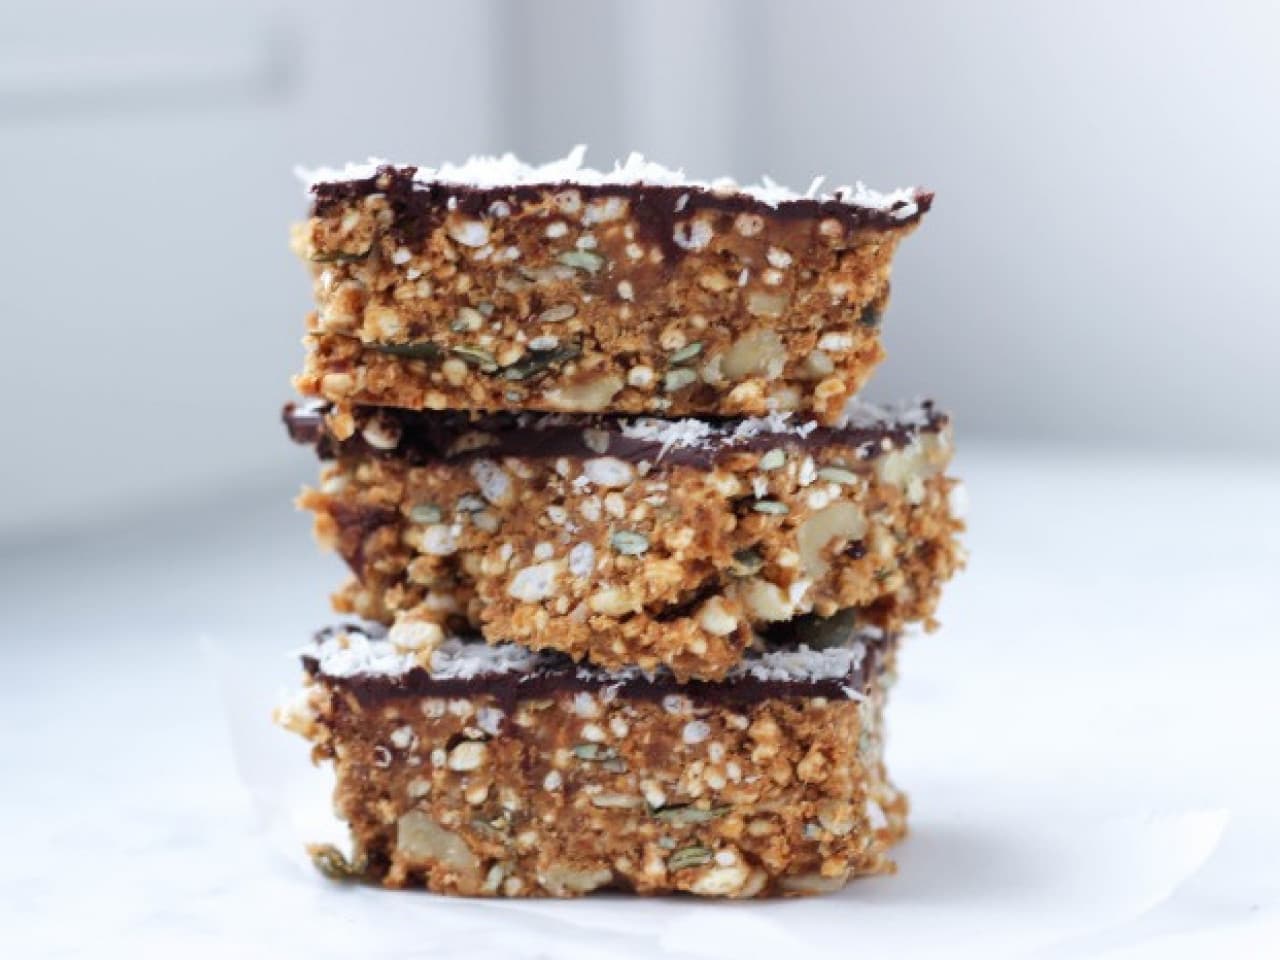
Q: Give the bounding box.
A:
[789,608,859,650]
[538,304,577,324]
[610,530,650,555]
[664,368,699,392]
[556,250,605,273]
[859,304,883,328]
[729,548,764,576]
[668,341,703,365]
[752,500,790,515]
[816,466,860,485]
[451,345,498,371]
[309,247,372,263]
[651,804,730,825]
[307,843,366,881]
[503,342,582,381]
[573,743,618,761]
[758,449,786,471]
[667,845,713,871]
[409,503,443,524]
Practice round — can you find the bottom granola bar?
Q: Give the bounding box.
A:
[277,620,906,897]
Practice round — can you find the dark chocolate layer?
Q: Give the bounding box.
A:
[311,166,932,261]
[304,619,890,709]
[283,402,946,469]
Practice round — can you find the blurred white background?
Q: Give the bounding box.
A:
[1,0,1277,540]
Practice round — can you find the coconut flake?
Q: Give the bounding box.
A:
[297,146,922,212]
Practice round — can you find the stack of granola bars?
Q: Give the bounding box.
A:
[276,150,964,898]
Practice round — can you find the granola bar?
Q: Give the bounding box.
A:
[277,621,905,898]
[285,399,963,681]
[291,151,931,425]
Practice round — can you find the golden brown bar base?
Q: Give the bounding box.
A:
[292,163,929,424]
[279,624,906,898]
[287,400,963,681]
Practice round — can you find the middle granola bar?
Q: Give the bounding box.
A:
[286,399,963,681]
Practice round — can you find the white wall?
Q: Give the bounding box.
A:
[2,0,1277,540]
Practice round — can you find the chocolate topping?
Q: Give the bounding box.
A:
[303,620,891,708]
[310,166,932,260]
[282,401,947,470]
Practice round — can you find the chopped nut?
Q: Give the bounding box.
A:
[446,741,488,772]
[583,457,634,488]
[545,374,625,412]
[538,865,613,896]
[796,502,867,576]
[780,871,849,895]
[690,864,750,896]
[447,219,490,247]
[396,811,480,879]
[696,596,739,636]
[721,329,786,380]
[508,562,560,602]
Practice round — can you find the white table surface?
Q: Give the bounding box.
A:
[4,446,1279,958]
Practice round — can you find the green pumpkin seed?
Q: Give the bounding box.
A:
[651,804,730,825]
[758,449,786,471]
[667,846,713,871]
[556,250,605,273]
[573,743,618,761]
[309,247,372,263]
[610,530,650,555]
[538,304,577,323]
[409,503,443,524]
[729,548,764,576]
[789,608,859,650]
[859,304,883,328]
[668,341,703,365]
[752,500,790,515]
[664,368,699,392]
[816,466,860,485]
[308,843,367,881]
[451,345,498,371]
[502,342,582,381]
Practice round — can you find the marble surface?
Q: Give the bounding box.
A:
[4,446,1279,958]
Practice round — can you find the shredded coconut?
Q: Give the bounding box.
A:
[837,397,935,430]
[297,145,921,212]
[306,623,876,693]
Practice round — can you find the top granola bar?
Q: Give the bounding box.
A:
[292,149,931,425]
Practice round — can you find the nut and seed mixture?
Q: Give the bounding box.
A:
[292,153,930,424]
[277,623,906,898]
[285,399,964,681]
